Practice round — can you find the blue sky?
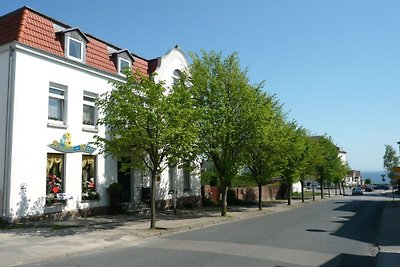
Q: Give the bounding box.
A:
[2,0,400,172]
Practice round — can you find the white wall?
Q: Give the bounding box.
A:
[7,45,119,218]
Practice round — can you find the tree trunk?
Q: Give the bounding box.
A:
[339,182,342,195]
[320,183,324,199]
[301,180,305,203]
[258,183,262,210]
[312,182,315,201]
[221,185,228,216]
[342,182,346,196]
[150,172,157,229]
[287,183,292,205]
[328,182,331,197]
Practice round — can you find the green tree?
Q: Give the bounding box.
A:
[281,124,308,205]
[383,145,399,179]
[95,70,196,229]
[312,136,339,199]
[364,178,372,185]
[188,50,261,216]
[245,92,287,210]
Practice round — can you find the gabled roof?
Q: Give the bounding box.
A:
[58,27,90,43]
[111,49,135,62]
[0,6,149,76]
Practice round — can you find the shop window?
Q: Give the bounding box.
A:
[82,91,97,127]
[82,155,99,201]
[46,153,64,205]
[48,85,67,124]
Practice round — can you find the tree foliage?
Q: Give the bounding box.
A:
[383,144,399,179]
[280,124,308,205]
[188,50,261,216]
[309,135,343,198]
[95,70,196,229]
[244,91,287,210]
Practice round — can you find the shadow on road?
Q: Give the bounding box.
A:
[320,253,375,267]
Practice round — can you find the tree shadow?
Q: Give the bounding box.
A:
[331,199,383,244]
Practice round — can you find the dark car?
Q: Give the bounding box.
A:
[364,186,374,192]
[375,184,390,190]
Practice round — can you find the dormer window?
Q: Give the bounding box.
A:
[118,57,131,76]
[58,28,89,64]
[110,49,134,76]
[67,37,84,62]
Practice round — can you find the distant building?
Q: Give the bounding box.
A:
[345,170,362,186]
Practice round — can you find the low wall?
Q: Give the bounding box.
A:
[202,183,283,203]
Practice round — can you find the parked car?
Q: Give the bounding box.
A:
[364,186,374,192]
[375,184,390,190]
[352,187,363,195]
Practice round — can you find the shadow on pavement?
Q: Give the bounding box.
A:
[320,253,375,267]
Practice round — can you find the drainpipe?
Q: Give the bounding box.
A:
[2,45,15,219]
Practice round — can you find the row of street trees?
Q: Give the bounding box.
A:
[95,50,350,229]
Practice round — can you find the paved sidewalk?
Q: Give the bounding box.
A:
[0,193,398,267]
[376,195,400,267]
[0,198,314,267]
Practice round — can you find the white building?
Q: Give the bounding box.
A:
[0,7,200,222]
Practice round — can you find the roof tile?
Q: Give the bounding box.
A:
[0,7,150,75]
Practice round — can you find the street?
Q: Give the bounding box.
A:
[21,193,386,267]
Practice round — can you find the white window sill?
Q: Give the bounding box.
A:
[47,122,68,129]
[82,126,99,133]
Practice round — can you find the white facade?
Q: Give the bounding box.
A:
[0,41,200,221]
[0,42,121,220]
[141,46,201,206]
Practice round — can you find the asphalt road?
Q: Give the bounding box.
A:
[25,193,385,267]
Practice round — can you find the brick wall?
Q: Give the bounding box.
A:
[202,183,283,203]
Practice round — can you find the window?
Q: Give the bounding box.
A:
[46,153,64,205]
[168,165,176,192]
[67,37,84,62]
[118,57,131,75]
[172,69,181,85]
[83,91,97,127]
[48,86,66,123]
[82,155,98,201]
[183,166,191,191]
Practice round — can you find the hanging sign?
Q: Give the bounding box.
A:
[48,132,96,154]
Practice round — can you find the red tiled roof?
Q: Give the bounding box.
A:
[0,7,149,76]
[0,8,23,45]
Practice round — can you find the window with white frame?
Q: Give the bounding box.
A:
[82,91,97,126]
[118,57,131,75]
[48,85,66,123]
[67,37,84,62]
